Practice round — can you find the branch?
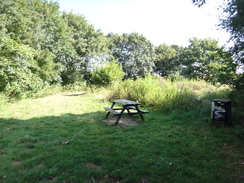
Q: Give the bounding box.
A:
[192,0,207,7]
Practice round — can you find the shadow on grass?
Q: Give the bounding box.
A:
[0,111,243,183]
[0,111,107,141]
[63,93,86,97]
[0,111,113,182]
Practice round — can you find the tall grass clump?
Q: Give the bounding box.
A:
[107,74,233,115]
[0,92,7,109]
[29,84,63,98]
[108,74,199,112]
[0,84,64,102]
[0,78,88,101]
[62,80,88,92]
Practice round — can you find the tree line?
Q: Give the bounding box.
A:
[0,0,243,98]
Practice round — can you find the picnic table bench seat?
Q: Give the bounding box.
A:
[127,106,149,113]
[103,107,120,115]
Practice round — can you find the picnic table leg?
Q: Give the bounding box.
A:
[135,105,144,121]
[126,107,132,117]
[105,102,115,119]
[115,107,126,125]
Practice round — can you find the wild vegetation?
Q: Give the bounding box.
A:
[0,0,243,100]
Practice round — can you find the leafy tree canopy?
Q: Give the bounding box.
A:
[192,0,207,7]
[108,32,155,78]
[219,0,244,65]
[193,0,244,88]
[180,38,237,84]
[0,0,111,91]
[154,44,179,76]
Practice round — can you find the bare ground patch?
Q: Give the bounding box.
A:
[102,116,140,126]
[11,161,22,165]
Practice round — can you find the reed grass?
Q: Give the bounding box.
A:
[107,75,230,112]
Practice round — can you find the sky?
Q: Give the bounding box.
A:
[57,0,230,47]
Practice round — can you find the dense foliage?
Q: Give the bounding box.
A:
[90,61,125,86]
[107,33,155,78]
[180,38,237,84]
[193,0,244,89]
[0,0,242,99]
[0,0,110,98]
[220,0,244,90]
[154,44,179,76]
[219,0,244,64]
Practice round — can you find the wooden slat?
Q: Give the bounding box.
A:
[127,106,149,113]
[104,107,120,115]
[113,99,141,106]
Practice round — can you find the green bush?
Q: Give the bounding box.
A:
[0,34,45,99]
[2,68,45,100]
[91,61,125,86]
[108,74,199,111]
[62,80,88,92]
[29,84,63,99]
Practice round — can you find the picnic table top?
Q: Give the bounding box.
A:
[112,99,141,106]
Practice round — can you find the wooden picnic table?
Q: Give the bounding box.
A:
[104,99,149,125]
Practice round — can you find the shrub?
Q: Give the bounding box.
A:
[2,69,45,100]
[0,34,45,99]
[62,78,88,92]
[91,61,125,86]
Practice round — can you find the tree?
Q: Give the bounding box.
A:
[0,0,112,87]
[192,0,207,7]
[61,12,111,84]
[192,0,243,50]
[108,33,155,78]
[193,0,244,88]
[180,38,237,84]
[219,0,244,68]
[154,44,181,76]
[0,0,68,85]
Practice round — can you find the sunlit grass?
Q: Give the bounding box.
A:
[106,75,231,112]
[0,92,243,183]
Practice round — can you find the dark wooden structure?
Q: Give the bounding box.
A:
[104,99,149,125]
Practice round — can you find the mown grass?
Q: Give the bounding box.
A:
[0,91,243,183]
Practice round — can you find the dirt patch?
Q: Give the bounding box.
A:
[86,162,101,170]
[102,116,140,126]
[12,161,22,165]
[44,177,57,183]
[222,143,244,182]
[36,163,44,168]
[97,175,121,183]
[63,93,85,97]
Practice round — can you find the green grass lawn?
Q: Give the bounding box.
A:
[0,92,243,183]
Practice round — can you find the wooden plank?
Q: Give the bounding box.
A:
[104,107,120,115]
[113,99,141,106]
[127,106,149,113]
